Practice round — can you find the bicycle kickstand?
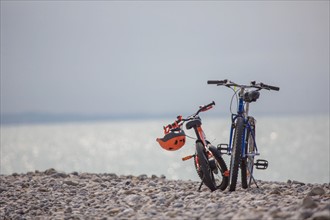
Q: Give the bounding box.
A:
[198,181,203,191]
[251,174,259,188]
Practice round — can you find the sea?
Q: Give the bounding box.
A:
[1,115,329,184]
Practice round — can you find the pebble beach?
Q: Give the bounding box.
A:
[1,169,329,220]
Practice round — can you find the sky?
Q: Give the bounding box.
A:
[1,1,329,118]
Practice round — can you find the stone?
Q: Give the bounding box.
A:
[71,171,79,176]
[138,174,148,181]
[38,187,48,192]
[173,202,184,208]
[148,181,157,187]
[44,168,57,175]
[51,172,69,178]
[311,210,330,220]
[308,187,326,196]
[0,187,8,193]
[21,182,30,188]
[292,180,306,185]
[270,188,281,195]
[302,196,318,209]
[92,178,103,183]
[108,173,118,179]
[300,210,314,219]
[64,207,72,213]
[161,186,171,192]
[151,174,158,179]
[63,180,79,186]
[108,208,121,216]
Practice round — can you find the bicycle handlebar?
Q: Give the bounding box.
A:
[197,101,215,114]
[208,79,280,91]
[162,101,215,134]
[259,83,280,91]
[207,80,228,85]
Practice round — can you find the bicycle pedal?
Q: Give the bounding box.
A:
[182,154,195,161]
[217,143,229,154]
[255,159,268,170]
[246,152,260,157]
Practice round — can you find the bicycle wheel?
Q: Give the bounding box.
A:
[242,117,256,189]
[229,116,244,191]
[194,142,216,191]
[241,124,256,189]
[208,145,229,190]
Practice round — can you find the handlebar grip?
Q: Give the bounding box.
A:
[260,83,280,91]
[198,101,215,113]
[207,80,228,85]
[206,101,216,107]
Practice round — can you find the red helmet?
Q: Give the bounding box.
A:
[156,129,186,151]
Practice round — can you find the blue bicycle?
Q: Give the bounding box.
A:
[208,80,280,191]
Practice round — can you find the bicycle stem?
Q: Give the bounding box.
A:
[238,88,245,115]
[245,102,250,117]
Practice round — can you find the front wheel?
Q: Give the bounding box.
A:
[195,142,216,191]
[229,116,244,191]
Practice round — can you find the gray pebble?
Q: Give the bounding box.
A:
[151,174,158,179]
[148,181,157,187]
[138,174,148,181]
[173,202,184,208]
[0,187,8,193]
[302,196,318,209]
[270,188,281,195]
[300,210,314,219]
[51,172,69,178]
[292,180,306,185]
[63,180,79,186]
[311,210,330,220]
[308,187,326,196]
[44,168,57,175]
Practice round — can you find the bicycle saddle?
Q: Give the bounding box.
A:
[186,118,202,130]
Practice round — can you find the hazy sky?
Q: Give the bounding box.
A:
[1,1,329,117]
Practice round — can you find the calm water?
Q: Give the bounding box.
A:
[1,115,329,184]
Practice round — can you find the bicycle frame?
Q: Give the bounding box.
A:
[227,88,259,158]
[194,124,207,146]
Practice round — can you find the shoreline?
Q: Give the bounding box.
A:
[1,169,329,219]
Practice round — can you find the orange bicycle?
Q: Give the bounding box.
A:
[157,101,229,191]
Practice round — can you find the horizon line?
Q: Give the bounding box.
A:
[1,111,329,125]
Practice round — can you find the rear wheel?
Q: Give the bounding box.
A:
[208,145,229,190]
[195,142,216,191]
[229,117,244,191]
[242,117,256,189]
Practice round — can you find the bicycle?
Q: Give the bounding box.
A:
[156,101,229,191]
[207,80,280,191]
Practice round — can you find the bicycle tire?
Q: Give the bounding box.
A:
[208,145,229,190]
[242,117,256,189]
[241,117,256,189]
[229,116,244,191]
[241,137,254,189]
[195,142,216,191]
